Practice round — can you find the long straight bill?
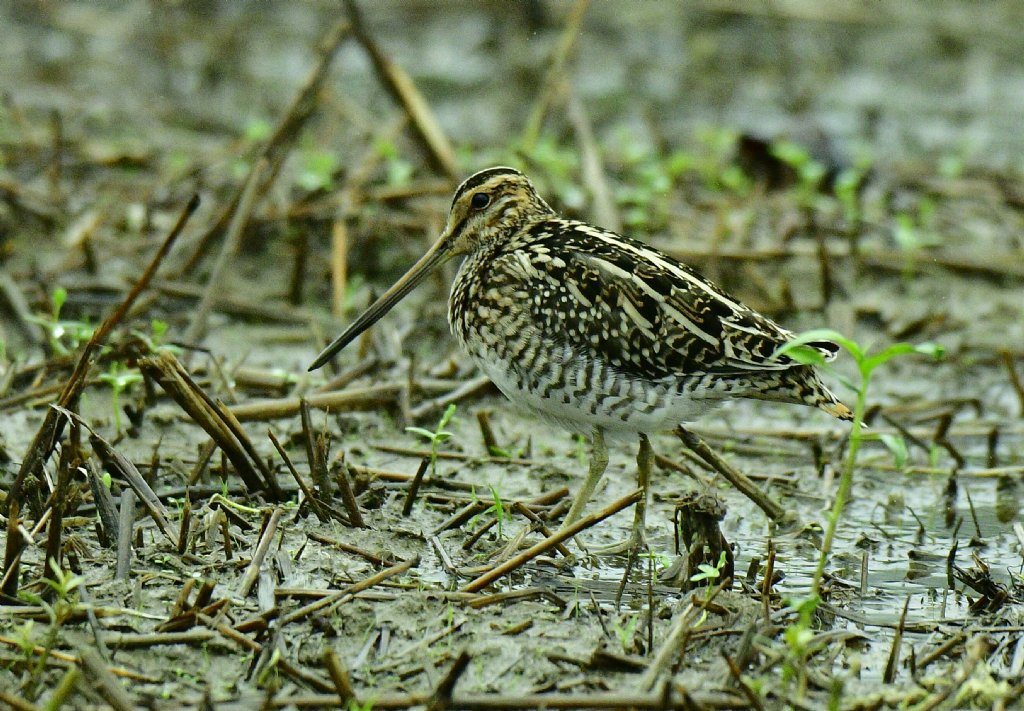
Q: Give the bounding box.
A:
[308,239,450,371]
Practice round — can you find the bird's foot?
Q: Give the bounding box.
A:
[589,524,647,557]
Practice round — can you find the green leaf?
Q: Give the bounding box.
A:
[437,404,457,430]
[770,140,811,169]
[52,287,67,317]
[914,342,944,360]
[405,426,434,439]
[775,328,861,363]
[878,433,908,469]
[862,343,917,373]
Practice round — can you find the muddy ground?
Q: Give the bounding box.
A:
[1,2,1023,709]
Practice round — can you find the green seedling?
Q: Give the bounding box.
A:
[347,698,376,711]
[892,197,942,279]
[485,485,506,540]
[611,613,640,654]
[131,319,181,356]
[243,117,272,143]
[774,330,943,608]
[689,550,728,586]
[691,125,751,195]
[466,485,506,541]
[779,595,820,697]
[771,140,826,211]
[28,287,94,356]
[17,559,83,701]
[98,361,143,433]
[374,137,413,187]
[832,158,873,228]
[878,432,909,470]
[689,550,729,626]
[406,403,457,478]
[297,146,339,192]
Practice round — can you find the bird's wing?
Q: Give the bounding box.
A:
[514,222,836,380]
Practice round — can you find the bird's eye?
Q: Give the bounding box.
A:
[470,192,491,209]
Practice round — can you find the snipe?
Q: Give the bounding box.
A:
[310,167,851,552]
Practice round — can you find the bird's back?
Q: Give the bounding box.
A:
[449,217,851,434]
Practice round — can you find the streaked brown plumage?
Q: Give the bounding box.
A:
[311,166,851,550]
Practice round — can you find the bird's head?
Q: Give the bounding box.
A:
[308,167,553,370]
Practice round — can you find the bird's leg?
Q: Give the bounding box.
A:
[592,433,653,558]
[560,427,609,536]
[630,433,653,551]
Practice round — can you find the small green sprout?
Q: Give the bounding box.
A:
[17,560,83,700]
[406,403,457,477]
[485,485,506,540]
[243,117,273,142]
[611,613,640,653]
[780,595,819,694]
[28,287,95,356]
[374,138,413,187]
[297,147,339,192]
[878,432,909,470]
[775,329,944,605]
[771,140,826,210]
[689,550,729,626]
[98,361,143,433]
[131,319,181,355]
[689,549,728,586]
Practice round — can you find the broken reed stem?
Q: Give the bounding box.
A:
[44,435,76,580]
[402,458,430,516]
[236,508,283,598]
[674,426,789,524]
[250,689,745,709]
[78,645,134,711]
[915,636,992,711]
[82,421,178,546]
[511,502,572,558]
[345,0,458,180]
[639,602,696,691]
[300,398,332,497]
[3,195,197,600]
[334,461,366,528]
[461,490,641,593]
[184,158,266,346]
[564,83,620,233]
[179,19,351,274]
[228,383,403,421]
[115,490,136,580]
[331,216,349,317]
[427,649,471,711]
[521,0,590,151]
[883,595,911,683]
[138,350,283,499]
[1000,349,1024,417]
[268,430,331,523]
[322,649,357,706]
[722,651,766,711]
[280,555,419,626]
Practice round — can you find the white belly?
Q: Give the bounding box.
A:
[473,346,718,439]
